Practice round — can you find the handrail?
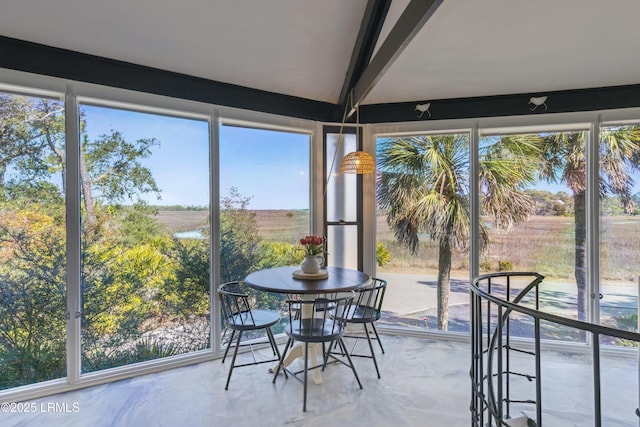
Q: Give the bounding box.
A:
[470,272,640,427]
[472,273,640,342]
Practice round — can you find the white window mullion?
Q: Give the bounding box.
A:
[588,117,601,325]
[64,85,82,385]
[470,123,480,282]
[210,109,222,354]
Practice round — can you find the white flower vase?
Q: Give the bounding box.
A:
[301,254,324,274]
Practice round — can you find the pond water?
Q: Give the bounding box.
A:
[173,229,204,239]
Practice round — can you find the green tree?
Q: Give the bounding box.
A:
[0,94,161,225]
[219,187,262,283]
[111,202,163,246]
[82,130,160,224]
[377,134,537,330]
[0,95,64,187]
[536,127,640,320]
[0,93,176,381]
[0,208,67,388]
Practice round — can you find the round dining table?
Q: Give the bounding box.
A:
[244,265,371,384]
[244,265,371,295]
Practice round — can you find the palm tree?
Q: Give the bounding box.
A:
[377,134,538,330]
[537,127,640,321]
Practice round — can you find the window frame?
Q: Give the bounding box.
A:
[0,68,316,402]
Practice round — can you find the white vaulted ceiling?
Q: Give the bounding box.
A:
[2,0,640,107]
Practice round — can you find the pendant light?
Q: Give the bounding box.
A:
[339,100,375,174]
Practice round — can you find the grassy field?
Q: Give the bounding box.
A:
[252,209,310,243]
[377,214,640,283]
[154,210,209,233]
[154,209,640,283]
[154,209,309,243]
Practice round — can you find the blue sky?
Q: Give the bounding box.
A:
[78,105,640,209]
[219,125,310,210]
[81,105,310,209]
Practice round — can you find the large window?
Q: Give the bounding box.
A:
[0,77,315,398]
[0,90,67,389]
[375,133,471,333]
[4,68,640,400]
[219,123,311,334]
[478,129,588,342]
[374,124,640,346]
[79,103,211,372]
[598,124,640,342]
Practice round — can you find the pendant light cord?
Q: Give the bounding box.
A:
[323,91,355,197]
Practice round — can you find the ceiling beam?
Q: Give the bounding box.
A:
[337,0,391,108]
[350,0,444,113]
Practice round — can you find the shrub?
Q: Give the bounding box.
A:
[479,259,493,271]
[258,241,302,269]
[612,313,638,347]
[376,242,392,267]
[498,260,513,271]
[614,313,638,331]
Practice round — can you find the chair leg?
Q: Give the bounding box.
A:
[273,338,292,382]
[320,341,333,369]
[371,322,385,353]
[363,324,381,379]
[321,339,335,371]
[331,335,350,358]
[220,327,229,352]
[225,330,243,390]
[266,327,281,360]
[303,342,309,412]
[221,329,236,363]
[330,338,340,354]
[339,337,363,389]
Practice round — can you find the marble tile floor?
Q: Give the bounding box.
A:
[2,335,639,427]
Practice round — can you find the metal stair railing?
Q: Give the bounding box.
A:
[470,271,640,427]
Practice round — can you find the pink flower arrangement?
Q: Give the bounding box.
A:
[300,235,326,256]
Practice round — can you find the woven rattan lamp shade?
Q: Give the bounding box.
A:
[340,151,375,174]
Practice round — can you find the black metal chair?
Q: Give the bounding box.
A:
[218,281,282,390]
[272,291,362,412]
[333,278,387,378]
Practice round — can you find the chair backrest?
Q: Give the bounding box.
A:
[353,278,387,320]
[218,281,256,327]
[286,292,355,341]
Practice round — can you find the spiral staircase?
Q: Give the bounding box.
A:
[470,272,640,427]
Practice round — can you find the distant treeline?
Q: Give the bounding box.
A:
[150,204,208,211]
[526,190,573,216]
[151,205,311,212]
[151,194,640,216]
[526,189,640,216]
